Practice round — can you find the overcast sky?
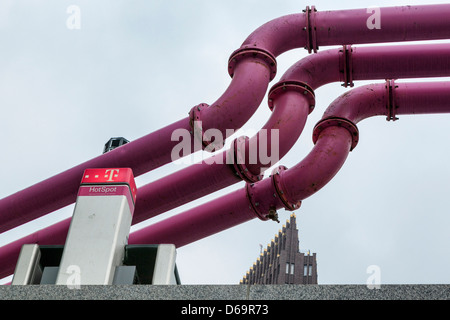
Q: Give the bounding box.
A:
[1,0,450,285]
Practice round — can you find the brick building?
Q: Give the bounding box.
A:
[240,213,318,284]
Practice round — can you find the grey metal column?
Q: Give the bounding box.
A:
[55,168,137,285]
[152,244,178,285]
[11,244,41,285]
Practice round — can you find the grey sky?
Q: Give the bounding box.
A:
[1,0,450,285]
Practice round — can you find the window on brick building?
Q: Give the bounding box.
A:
[304,264,313,276]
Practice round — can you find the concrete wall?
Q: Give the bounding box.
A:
[1,284,449,300]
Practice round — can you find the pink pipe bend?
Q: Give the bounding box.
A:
[127,80,450,249]
[2,4,450,279]
[321,81,450,124]
[2,80,449,279]
[9,42,446,241]
[2,4,450,235]
[282,81,450,203]
[2,42,450,279]
[242,4,450,55]
[127,126,351,248]
[0,75,314,279]
[135,42,450,223]
[0,53,273,234]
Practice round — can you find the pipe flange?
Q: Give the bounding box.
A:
[303,5,318,53]
[228,136,264,183]
[339,45,354,88]
[312,117,359,151]
[228,47,277,81]
[271,165,301,211]
[386,79,399,121]
[245,182,269,221]
[268,80,316,113]
[189,103,223,151]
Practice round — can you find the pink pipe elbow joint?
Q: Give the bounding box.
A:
[128,79,450,248]
[3,4,450,279]
[3,42,450,279]
[3,3,450,234]
[135,42,450,224]
[127,125,354,247]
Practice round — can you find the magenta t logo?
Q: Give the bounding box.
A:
[104,169,120,182]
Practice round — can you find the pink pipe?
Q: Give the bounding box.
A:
[0,84,313,281]
[127,126,352,248]
[280,43,450,85]
[2,43,450,280]
[2,4,450,236]
[7,81,444,277]
[197,57,273,141]
[0,128,352,279]
[133,89,312,225]
[0,218,69,280]
[391,82,450,117]
[136,42,450,223]
[0,57,273,234]
[282,81,450,203]
[241,4,450,55]
[130,188,257,248]
[0,118,192,233]
[321,81,450,124]
[127,80,450,249]
[2,5,450,279]
[1,80,449,280]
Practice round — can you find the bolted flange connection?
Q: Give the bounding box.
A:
[312,116,359,151]
[386,79,399,121]
[245,166,301,222]
[271,165,302,211]
[189,102,228,151]
[245,182,270,221]
[268,80,316,113]
[303,5,319,53]
[339,45,354,88]
[227,136,264,183]
[228,47,277,81]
